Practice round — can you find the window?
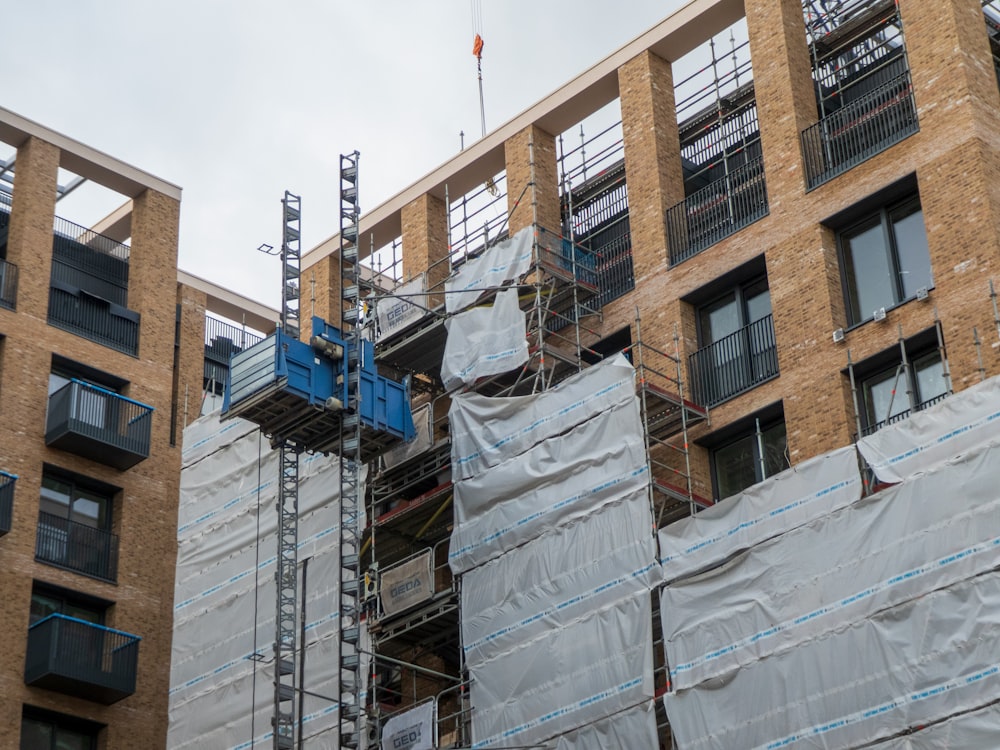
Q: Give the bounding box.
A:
[703,406,789,501]
[853,330,949,436]
[686,259,779,406]
[30,584,107,627]
[21,706,101,750]
[839,195,932,325]
[47,356,127,433]
[36,468,118,581]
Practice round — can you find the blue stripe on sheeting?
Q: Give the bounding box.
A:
[182,421,249,460]
[872,408,1000,469]
[174,524,340,611]
[465,564,656,654]
[170,611,342,696]
[449,465,648,563]
[471,678,644,748]
[673,536,1000,678]
[452,377,633,472]
[756,664,1000,750]
[659,477,859,567]
[448,249,534,295]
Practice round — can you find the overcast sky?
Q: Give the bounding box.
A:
[3,0,690,309]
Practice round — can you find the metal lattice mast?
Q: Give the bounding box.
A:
[337,152,364,749]
[274,191,302,750]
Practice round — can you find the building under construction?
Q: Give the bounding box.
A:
[168,0,1000,748]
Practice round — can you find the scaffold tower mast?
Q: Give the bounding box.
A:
[274,191,303,750]
[337,152,364,749]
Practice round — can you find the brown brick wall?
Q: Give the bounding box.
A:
[401,193,448,307]
[505,124,560,235]
[0,134,181,748]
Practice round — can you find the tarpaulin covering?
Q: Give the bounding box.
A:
[375,274,426,341]
[381,700,436,750]
[382,402,433,470]
[169,411,362,750]
[445,227,533,313]
[658,445,861,582]
[441,288,528,392]
[550,702,660,750]
[857,375,1000,484]
[868,702,1000,749]
[664,570,1000,750]
[661,439,1000,691]
[379,549,434,618]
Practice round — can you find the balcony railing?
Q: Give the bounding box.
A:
[36,511,119,581]
[48,282,140,356]
[689,315,779,407]
[666,156,768,266]
[46,379,154,470]
[802,71,918,189]
[860,391,951,437]
[0,471,15,535]
[0,258,16,310]
[204,316,266,393]
[25,614,140,704]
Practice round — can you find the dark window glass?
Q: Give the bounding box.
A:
[21,712,98,750]
[39,475,111,531]
[860,350,948,434]
[840,196,932,324]
[30,590,104,626]
[712,419,788,500]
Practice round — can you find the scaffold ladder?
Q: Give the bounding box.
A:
[338,152,364,749]
[274,191,302,750]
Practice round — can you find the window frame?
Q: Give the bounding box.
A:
[837,193,932,327]
[21,705,102,750]
[699,403,790,501]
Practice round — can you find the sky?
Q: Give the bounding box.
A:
[2,0,691,309]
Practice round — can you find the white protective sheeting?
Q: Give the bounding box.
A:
[858,375,1000,483]
[550,702,659,750]
[449,353,636,481]
[444,226,533,313]
[379,550,434,617]
[169,410,356,750]
[381,700,437,750]
[869,702,1000,749]
[375,274,426,341]
[441,288,528,392]
[382,403,433,470]
[658,445,861,582]
[661,439,1000,690]
[469,594,654,749]
[663,569,1000,750]
[449,395,647,574]
[461,492,657,665]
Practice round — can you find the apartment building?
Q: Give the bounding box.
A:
[0,107,182,749]
[170,0,1000,747]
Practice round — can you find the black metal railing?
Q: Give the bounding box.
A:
[25,614,140,704]
[689,315,779,407]
[35,511,119,581]
[0,471,15,535]
[592,217,634,306]
[802,71,918,189]
[48,284,140,356]
[860,390,950,437]
[46,379,153,469]
[666,156,768,266]
[204,316,265,393]
[0,258,16,310]
[52,215,129,306]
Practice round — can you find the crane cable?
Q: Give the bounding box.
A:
[472,0,486,138]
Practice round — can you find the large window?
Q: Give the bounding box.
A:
[30,584,107,627]
[21,706,101,750]
[36,469,118,581]
[707,409,789,501]
[687,262,779,406]
[853,330,949,436]
[839,195,932,325]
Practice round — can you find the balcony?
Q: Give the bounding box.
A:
[666,156,768,266]
[36,511,119,582]
[801,71,918,189]
[689,315,779,407]
[48,283,140,356]
[0,471,15,535]
[46,379,153,470]
[0,258,16,310]
[25,614,140,704]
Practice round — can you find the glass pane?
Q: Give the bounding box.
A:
[891,202,932,299]
[843,218,894,323]
[64,603,102,625]
[745,286,771,323]
[914,353,947,407]
[71,489,107,529]
[20,719,52,750]
[762,422,789,478]
[714,434,758,499]
[40,476,72,518]
[700,293,740,344]
[30,592,62,625]
[865,367,910,427]
[54,727,91,750]
[48,372,71,397]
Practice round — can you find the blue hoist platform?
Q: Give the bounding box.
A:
[222,315,415,462]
